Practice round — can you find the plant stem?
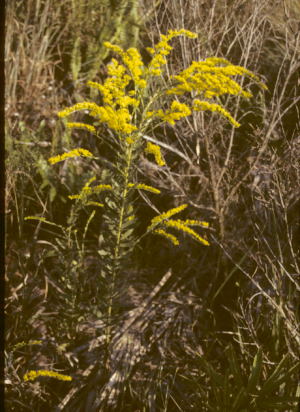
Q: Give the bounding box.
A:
[106,142,134,345]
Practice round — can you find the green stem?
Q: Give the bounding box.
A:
[106,143,134,345]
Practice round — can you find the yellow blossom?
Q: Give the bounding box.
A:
[86,201,104,207]
[66,122,96,133]
[154,229,179,246]
[103,42,146,88]
[192,99,240,127]
[147,29,197,76]
[149,204,188,228]
[126,137,135,145]
[128,183,161,194]
[48,148,93,164]
[183,219,209,228]
[24,370,72,382]
[12,340,42,351]
[166,57,265,100]
[145,142,165,166]
[58,102,101,118]
[68,177,111,201]
[148,100,192,125]
[69,183,112,200]
[163,219,210,246]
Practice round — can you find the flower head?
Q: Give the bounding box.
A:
[149,204,188,228]
[48,148,93,165]
[145,142,165,166]
[24,370,72,382]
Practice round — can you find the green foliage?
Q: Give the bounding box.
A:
[69,0,142,92]
[183,346,300,411]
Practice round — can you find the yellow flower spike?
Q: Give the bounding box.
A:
[66,122,96,133]
[149,204,188,228]
[146,47,155,55]
[103,41,124,56]
[85,176,97,186]
[166,57,266,100]
[192,100,240,128]
[168,28,198,39]
[93,184,112,193]
[12,340,42,351]
[68,179,112,201]
[128,183,161,194]
[145,142,165,166]
[24,370,72,382]
[126,137,135,145]
[183,219,209,228]
[154,229,180,246]
[147,30,197,77]
[48,148,93,165]
[164,219,210,246]
[149,101,192,125]
[58,102,101,118]
[103,42,146,89]
[86,201,104,207]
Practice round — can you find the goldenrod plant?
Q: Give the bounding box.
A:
[17,28,266,408]
[43,28,266,394]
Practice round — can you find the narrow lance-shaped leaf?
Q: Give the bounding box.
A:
[247,347,263,393]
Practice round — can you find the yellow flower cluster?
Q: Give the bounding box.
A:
[58,102,100,118]
[128,183,161,194]
[96,106,137,134]
[149,204,209,246]
[103,42,146,88]
[69,180,112,200]
[59,59,138,135]
[48,148,93,164]
[12,340,42,351]
[144,142,165,166]
[184,219,209,228]
[193,99,240,127]
[167,57,259,99]
[164,219,209,246]
[149,204,188,228]
[126,136,135,145]
[154,229,179,246]
[87,65,129,107]
[24,369,72,382]
[66,122,96,133]
[147,29,197,76]
[147,100,191,126]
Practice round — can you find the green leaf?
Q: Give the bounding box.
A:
[226,345,244,385]
[49,186,57,202]
[271,362,300,388]
[197,356,225,387]
[247,347,263,393]
[121,228,134,239]
[260,354,290,395]
[231,387,248,412]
